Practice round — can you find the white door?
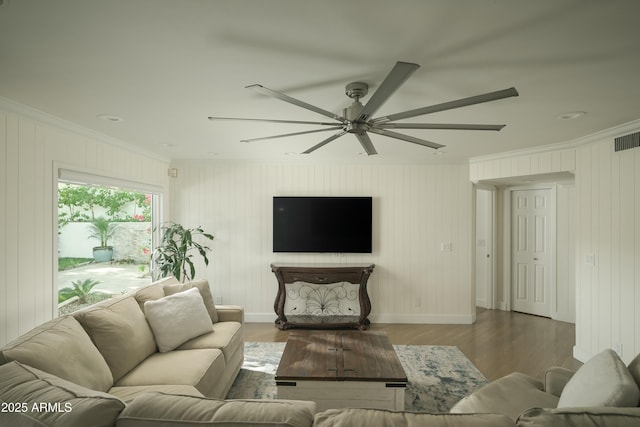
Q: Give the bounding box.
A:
[475,189,494,309]
[511,188,553,317]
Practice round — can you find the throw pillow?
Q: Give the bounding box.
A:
[557,349,640,408]
[164,278,219,323]
[144,287,213,352]
[74,296,157,383]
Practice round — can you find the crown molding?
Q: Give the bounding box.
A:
[0,96,170,163]
[470,118,640,164]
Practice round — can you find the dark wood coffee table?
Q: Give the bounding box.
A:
[275,330,407,410]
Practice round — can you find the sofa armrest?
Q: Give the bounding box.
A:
[215,305,244,323]
[117,391,316,427]
[544,367,576,397]
[517,406,640,426]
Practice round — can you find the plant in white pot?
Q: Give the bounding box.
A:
[152,222,214,282]
[88,217,120,262]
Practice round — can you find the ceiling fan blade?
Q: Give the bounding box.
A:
[240,126,344,143]
[208,116,342,126]
[376,123,506,131]
[302,131,347,154]
[368,128,444,149]
[372,87,519,123]
[247,84,346,122]
[358,61,420,122]
[354,132,377,155]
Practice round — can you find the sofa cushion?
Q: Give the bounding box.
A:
[314,408,516,427]
[145,287,213,352]
[0,315,113,392]
[177,320,243,363]
[517,406,640,427]
[74,295,157,382]
[133,276,180,312]
[117,392,316,427]
[0,361,125,427]
[164,278,219,323]
[115,348,225,398]
[450,372,559,421]
[557,349,640,408]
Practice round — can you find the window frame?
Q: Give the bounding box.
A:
[54,165,165,315]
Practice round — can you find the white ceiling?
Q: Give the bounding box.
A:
[1,0,640,164]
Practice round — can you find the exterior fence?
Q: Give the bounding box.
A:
[58,222,152,264]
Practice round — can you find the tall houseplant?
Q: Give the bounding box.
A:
[152,222,214,282]
[88,217,120,262]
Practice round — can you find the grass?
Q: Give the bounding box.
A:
[58,257,94,271]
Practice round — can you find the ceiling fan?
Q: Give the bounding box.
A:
[208,61,519,155]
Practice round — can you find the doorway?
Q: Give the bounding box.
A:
[475,187,495,309]
[510,187,555,317]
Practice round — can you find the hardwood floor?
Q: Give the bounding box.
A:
[243,308,582,382]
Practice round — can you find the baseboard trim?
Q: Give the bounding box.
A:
[244,313,475,325]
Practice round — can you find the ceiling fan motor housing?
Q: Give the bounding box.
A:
[343,100,364,124]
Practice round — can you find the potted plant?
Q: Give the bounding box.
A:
[88,217,120,262]
[152,222,214,282]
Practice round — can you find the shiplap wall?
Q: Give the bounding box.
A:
[574,138,640,364]
[0,106,170,346]
[169,161,474,324]
[469,147,576,182]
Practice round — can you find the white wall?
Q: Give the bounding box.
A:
[471,119,640,364]
[0,103,170,346]
[574,136,640,364]
[556,184,576,323]
[169,161,474,324]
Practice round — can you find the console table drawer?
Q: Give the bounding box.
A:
[282,271,362,284]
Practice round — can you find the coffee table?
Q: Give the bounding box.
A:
[275,330,407,411]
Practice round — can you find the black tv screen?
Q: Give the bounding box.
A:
[273,196,372,253]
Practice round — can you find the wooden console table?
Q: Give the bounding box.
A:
[270,263,375,330]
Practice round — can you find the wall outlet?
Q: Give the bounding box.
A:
[440,242,452,252]
[214,296,222,305]
[585,254,596,265]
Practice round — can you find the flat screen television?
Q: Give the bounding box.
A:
[273,196,372,253]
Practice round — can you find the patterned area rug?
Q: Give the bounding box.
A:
[226,342,488,412]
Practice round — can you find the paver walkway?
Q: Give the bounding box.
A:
[58,262,152,296]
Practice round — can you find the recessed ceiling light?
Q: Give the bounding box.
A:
[432,150,446,156]
[557,111,586,120]
[160,143,176,148]
[284,152,299,156]
[96,114,124,123]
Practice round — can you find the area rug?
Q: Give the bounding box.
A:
[226,342,488,412]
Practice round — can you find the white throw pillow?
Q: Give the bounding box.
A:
[144,287,213,352]
[557,349,640,408]
[164,279,219,323]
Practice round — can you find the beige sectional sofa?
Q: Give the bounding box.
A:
[1,275,639,426]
